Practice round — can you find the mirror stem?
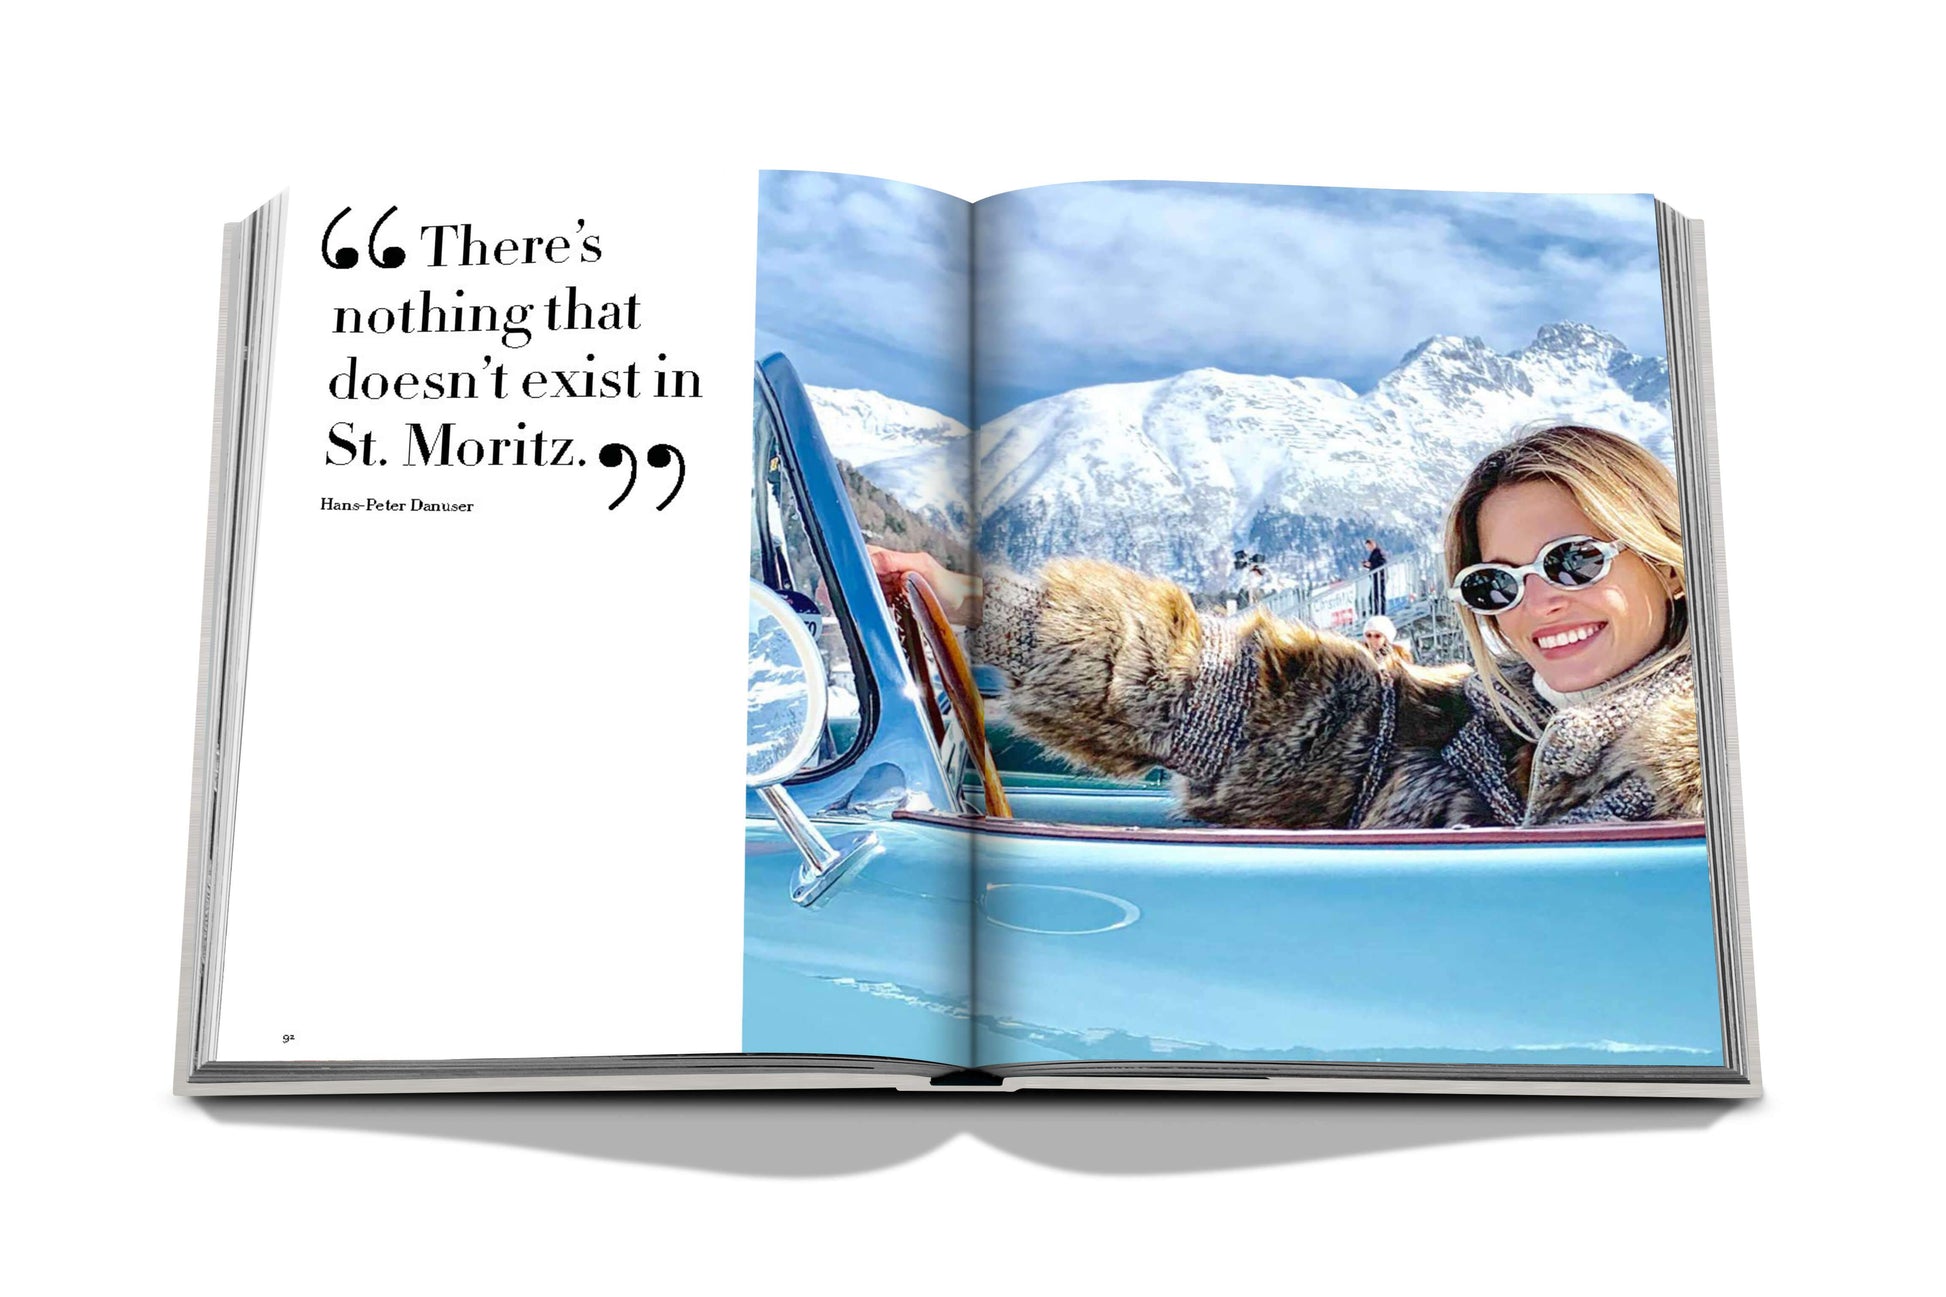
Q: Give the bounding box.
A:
[759,785,882,906]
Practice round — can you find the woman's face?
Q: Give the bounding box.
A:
[1475,479,1669,693]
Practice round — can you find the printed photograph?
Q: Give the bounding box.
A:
[743,171,1723,1070]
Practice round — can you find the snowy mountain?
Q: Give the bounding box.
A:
[809,323,1670,590]
[805,387,974,537]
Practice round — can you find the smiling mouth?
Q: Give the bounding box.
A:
[1534,621,1606,655]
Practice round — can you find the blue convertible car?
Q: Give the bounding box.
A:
[746,354,1730,1079]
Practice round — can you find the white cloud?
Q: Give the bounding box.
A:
[974,181,1664,392]
[759,171,968,354]
[758,173,1667,418]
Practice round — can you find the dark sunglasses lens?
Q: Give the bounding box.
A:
[1543,539,1610,587]
[1460,568,1521,612]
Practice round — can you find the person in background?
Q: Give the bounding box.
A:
[1244,562,1268,606]
[1361,538,1388,614]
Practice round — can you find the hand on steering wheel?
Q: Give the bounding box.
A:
[887,570,1012,819]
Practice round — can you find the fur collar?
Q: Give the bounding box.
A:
[1447,648,1696,826]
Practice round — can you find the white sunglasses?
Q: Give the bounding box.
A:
[1448,535,1627,615]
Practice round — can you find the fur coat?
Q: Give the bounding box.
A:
[973,558,1702,830]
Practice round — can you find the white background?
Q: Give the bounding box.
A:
[6,3,1937,1292]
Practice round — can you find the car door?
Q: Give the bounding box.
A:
[934,811,1724,1070]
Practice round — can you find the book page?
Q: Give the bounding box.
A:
[963,181,1725,1071]
[215,177,746,1062]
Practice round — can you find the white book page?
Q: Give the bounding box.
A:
[216,177,753,1061]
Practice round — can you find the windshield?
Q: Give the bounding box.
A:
[751,381,869,771]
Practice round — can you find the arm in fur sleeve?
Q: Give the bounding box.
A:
[975,558,1503,829]
[973,559,1205,781]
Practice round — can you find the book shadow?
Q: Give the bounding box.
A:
[198,1090,1738,1175]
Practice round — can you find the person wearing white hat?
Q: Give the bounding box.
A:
[1362,615,1409,663]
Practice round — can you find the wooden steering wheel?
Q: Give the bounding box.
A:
[890,572,1012,818]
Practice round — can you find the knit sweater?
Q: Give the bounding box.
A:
[972,559,1701,830]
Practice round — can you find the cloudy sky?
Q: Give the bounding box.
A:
[756,172,972,419]
[756,172,1665,425]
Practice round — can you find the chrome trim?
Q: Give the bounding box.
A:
[746,581,830,787]
[748,356,959,822]
[757,782,881,907]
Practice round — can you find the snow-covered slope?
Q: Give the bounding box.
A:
[810,323,1670,589]
[805,387,973,537]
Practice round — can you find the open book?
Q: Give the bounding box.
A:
[177,174,1760,1095]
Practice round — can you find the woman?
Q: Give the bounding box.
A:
[872,424,1699,829]
[1361,615,1411,664]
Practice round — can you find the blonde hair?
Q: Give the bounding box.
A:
[1442,424,1688,739]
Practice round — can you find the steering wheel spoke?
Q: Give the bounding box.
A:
[890,591,948,744]
[894,572,1012,819]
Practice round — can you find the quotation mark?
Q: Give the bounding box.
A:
[597,442,686,511]
[321,205,406,270]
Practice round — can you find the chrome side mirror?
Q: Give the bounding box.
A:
[748,582,879,906]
